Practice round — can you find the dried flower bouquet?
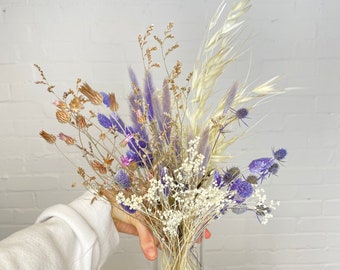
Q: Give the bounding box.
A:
[36,0,287,269]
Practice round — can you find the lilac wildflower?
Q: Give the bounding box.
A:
[115,169,131,189]
[120,155,133,167]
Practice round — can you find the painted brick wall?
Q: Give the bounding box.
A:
[0,0,339,269]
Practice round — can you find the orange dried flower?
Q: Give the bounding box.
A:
[79,82,103,105]
[56,110,71,123]
[99,132,106,140]
[75,115,86,129]
[91,160,107,174]
[58,132,76,145]
[77,167,86,179]
[109,93,119,111]
[69,96,83,112]
[53,100,67,110]
[103,154,114,167]
[39,130,56,144]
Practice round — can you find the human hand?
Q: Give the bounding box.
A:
[100,190,158,261]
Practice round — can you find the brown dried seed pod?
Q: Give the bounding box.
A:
[109,93,119,111]
[91,160,107,174]
[58,132,76,145]
[39,130,56,144]
[79,82,103,105]
[75,115,86,129]
[69,96,83,112]
[56,110,71,123]
[55,101,67,109]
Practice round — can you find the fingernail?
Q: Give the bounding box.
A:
[147,248,157,260]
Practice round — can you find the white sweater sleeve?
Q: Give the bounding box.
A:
[0,192,119,270]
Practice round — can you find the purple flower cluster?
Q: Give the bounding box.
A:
[248,148,287,182]
[230,178,253,203]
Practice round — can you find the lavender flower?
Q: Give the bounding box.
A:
[97,113,112,129]
[109,112,125,134]
[101,92,110,107]
[126,150,140,163]
[115,169,131,189]
[144,72,155,121]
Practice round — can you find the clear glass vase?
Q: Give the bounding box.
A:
[152,239,204,270]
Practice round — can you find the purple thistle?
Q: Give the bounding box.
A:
[144,72,155,121]
[268,163,279,175]
[223,167,240,184]
[115,169,131,189]
[109,112,125,134]
[236,108,248,119]
[97,113,112,129]
[273,148,287,161]
[248,157,275,180]
[230,178,253,202]
[120,202,136,214]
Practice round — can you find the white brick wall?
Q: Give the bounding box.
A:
[0,0,339,269]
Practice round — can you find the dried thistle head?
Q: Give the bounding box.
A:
[91,160,107,174]
[75,115,87,129]
[39,130,56,144]
[56,110,71,123]
[58,132,76,145]
[109,93,119,111]
[78,83,103,105]
[69,96,84,112]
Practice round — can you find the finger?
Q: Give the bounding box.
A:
[132,220,158,261]
[204,229,211,239]
[113,219,139,236]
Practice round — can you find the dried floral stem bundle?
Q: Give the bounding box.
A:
[36,1,287,269]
